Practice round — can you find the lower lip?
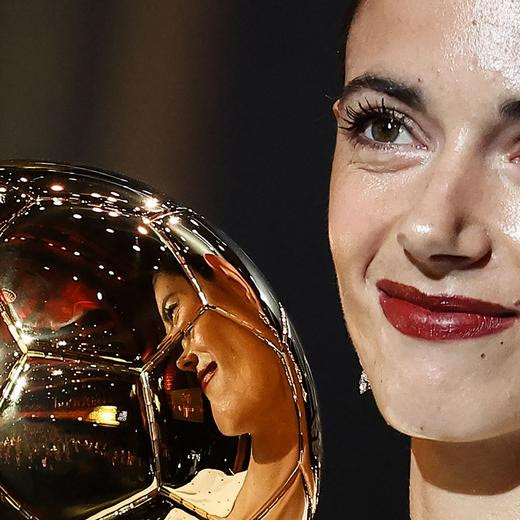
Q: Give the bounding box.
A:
[379,292,517,340]
[201,369,216,393]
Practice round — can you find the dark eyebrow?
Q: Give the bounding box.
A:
[341,74,425,111]
[500,99,520,120]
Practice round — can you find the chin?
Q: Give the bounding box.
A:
[214,422,240,437]
[375,389,520,443]
[211,406,248,437]
[355,317,520,443]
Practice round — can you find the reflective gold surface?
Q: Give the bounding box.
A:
[0,162,321,519]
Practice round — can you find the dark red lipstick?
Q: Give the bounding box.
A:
[197,361,217,393]
[377,279,518,340]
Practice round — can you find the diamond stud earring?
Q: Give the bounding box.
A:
[359,370,371,394]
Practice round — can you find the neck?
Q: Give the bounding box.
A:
[226,406,303,520]
[410,432,520,520]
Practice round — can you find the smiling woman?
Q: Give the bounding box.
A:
[151,238,317,520]
[330,0,520,519]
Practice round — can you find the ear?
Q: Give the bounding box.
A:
[204,253,261,309]
[332,98,341,120]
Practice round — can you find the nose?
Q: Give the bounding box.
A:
[176,336,198,372]
[395,154,492,279]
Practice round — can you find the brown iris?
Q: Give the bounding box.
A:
[369,117,402,143]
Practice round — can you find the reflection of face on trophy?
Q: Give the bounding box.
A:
[153,256,295,438]
[0,162,321,520]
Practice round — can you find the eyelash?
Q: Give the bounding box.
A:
[338,97,410,148]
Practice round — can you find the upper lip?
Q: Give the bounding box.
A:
[376,279,519,317]
[196,361,217,386]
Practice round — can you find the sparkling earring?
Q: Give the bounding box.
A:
[359,370,371,395]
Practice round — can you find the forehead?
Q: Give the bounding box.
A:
[347,0,520,96]
[153,270,194,295]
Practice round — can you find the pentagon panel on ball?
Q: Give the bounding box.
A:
[0,161,321,520]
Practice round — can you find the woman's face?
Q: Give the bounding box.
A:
[330,0,520,442]
[153,269,292,437]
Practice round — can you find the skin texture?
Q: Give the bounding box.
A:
[330,0,520,517]
[153,263,305,519]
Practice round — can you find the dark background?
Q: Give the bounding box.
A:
[0,2,409,518]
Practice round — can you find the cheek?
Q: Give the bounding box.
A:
[497,181,520,244]
[329,146,422,370]
[204,320,284,406]
[210,344,285,435]
[227,341,283,399]
[329,153,406,286]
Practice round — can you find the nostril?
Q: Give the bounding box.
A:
[402,246,492,280]
[184,359,196,370]
[471,249,492,269]
[176,350,198,372]
[428,248,491,269]
[429,254,472,263]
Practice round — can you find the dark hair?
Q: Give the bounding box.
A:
[338,0,364,87]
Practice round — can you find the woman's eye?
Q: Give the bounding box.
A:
[363,117,413,145]
[163,301,178,321]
